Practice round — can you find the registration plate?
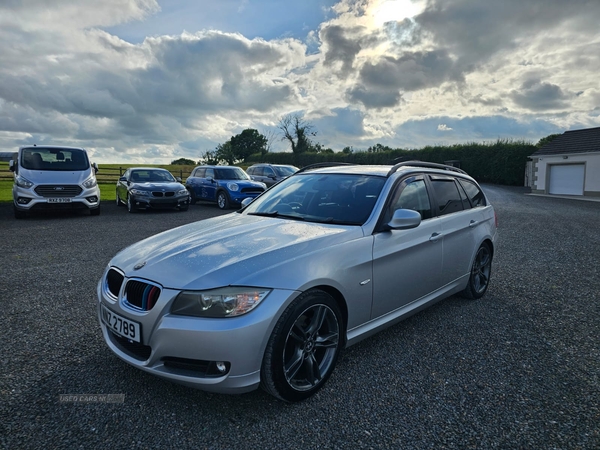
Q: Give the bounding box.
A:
[48,198,72,203]
[101,305,141,343]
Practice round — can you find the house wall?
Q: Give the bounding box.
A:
[532,152,600,197]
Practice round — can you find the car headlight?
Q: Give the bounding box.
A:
[171,287,271,318]
[130,189,152,196]
[15,175,34,189]
[82,177,97,189]
[177,189,188,196]
[227,182,239,192]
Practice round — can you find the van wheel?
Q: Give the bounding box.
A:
[90,206,101,216]
[261,289,343,402]
[14,206,26,219]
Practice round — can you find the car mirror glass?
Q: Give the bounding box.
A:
[241,197,253,208]
[176,177,182,182]
[388,209,421,230]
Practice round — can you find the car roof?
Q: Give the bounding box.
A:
[298,162,474,181]
[130,167,170,171]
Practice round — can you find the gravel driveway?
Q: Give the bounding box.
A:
[1,186,598,449]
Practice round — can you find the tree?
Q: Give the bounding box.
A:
[170,157,196,165]
[215,141,238,165]
[230,129,268,161]
[278,113,316,154]
[536,133,562,148]
[199,150,219,165]
[342,146,354,154]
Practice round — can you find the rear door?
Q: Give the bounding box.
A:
[427,175,481,287]
[371,176,443,318]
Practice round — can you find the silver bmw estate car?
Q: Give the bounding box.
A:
[97,161,498,402]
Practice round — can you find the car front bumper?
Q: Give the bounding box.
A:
[13,184,100,212]
[129,194,189,210]
[96,275,298,394]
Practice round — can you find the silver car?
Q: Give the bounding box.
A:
[97,161,498,402]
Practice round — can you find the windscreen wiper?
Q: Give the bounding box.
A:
[247,211,305,221]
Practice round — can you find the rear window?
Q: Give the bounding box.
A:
[21,148,89,171]
[458,179,486,207]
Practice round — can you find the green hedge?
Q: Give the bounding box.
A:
[247,140,536,186]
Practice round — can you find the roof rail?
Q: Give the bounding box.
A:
[295,162,356,174]
[387,160,467,177]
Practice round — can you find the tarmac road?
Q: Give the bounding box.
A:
[0,186,598,449]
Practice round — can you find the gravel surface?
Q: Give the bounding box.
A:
[0,186,598,449]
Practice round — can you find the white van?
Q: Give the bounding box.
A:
[9,145,101,219]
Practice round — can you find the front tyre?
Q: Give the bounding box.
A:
[261,289,343,402]
[461,242,492,299]
[127,195,136,213]
[217,191,230,210]
[116,190,123,207]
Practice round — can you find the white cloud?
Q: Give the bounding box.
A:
[0,0,599,162]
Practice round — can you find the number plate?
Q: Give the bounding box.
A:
[48,198,72,203]
[101,305,141,343]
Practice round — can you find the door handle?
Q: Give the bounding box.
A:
[429,232,443,242]
[469,220,479,228]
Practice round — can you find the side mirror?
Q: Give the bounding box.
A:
[9,160,15,172]
[119,176,127,182]
[92,162,99,174]
[207,177,214,183]
[241,197,253,208]
[176,177,182,183]
[387,209,421,230]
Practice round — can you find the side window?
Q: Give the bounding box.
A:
[458,179,486,207]
[385,178,432,223]
[263,167,275,177]
[254,167,264,176]
[247,167,255,175]
[205,168,215,179]
[430,178,464,216]
[123,169,130,179]
[456,180,471,210]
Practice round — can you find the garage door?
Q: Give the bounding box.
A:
[548,164,585,195]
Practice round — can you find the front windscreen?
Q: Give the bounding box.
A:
[214,167,250,180]
[130,170,176,183]
[21,148,89,171]
[244,173,386,225]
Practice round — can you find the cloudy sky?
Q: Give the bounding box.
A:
[1,0,599,163]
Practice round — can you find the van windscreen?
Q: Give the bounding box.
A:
[21,148,89,171]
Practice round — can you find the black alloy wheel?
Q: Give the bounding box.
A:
[261,289,343,402]
[461,242,492,299]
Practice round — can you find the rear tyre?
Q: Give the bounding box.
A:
[261,289,343,402]
[460,242,492,299]
[217,191,230,210]
[116,190,123,207]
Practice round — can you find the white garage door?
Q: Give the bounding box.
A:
[549,164,585,195]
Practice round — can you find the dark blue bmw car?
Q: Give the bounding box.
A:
[185,166,266,209]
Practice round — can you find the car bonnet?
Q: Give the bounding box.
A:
[109,213,361,290]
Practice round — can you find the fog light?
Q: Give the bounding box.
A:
[86,196,98,203]
[17,197,31,205]
[216,362,227,373]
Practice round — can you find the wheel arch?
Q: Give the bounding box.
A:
[307,284,349,348]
